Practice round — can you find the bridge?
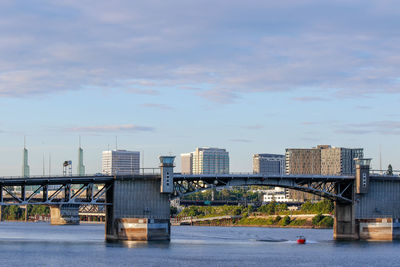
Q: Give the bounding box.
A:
[0,157,399,241]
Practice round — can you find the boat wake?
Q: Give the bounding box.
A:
[255,239,288,242]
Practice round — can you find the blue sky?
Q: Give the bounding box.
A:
[0,0,399,175]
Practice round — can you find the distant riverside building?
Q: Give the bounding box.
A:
[321,147,363,175]
[253,154,285,175]
[102,150,140,175]
[285,145,364,201]
[263,187,294,203]
[181,147,229,174]
[285,145,364,175]
[285,147,323,175]
[181,153,193,174]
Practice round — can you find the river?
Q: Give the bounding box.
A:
[0,222,398,266]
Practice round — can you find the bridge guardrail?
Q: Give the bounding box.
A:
[0,168,161,179]
[370,169,400,176]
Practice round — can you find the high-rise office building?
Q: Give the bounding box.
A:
[181,147,229,174]
[285,145,363,175]
[321,147,363,175]
[253,154,285,175]
[181,153,193,174]
[285,145,364,201]
[285,147,323,175]
[193,147,229,174]
[101,150,140,175]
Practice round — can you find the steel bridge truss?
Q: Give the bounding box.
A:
[0,183,113,206]
[79,204,106,215]
[173,176,354,203]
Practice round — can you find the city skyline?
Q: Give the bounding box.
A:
[0,1,399,175]
[6,139,393,176]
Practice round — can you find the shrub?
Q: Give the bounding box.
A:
[312,213,324,225]
[233,207,242,216]
[289,219,307,226]
[280,215,291,226]
[266,217,275,225]
[318,216,334,228]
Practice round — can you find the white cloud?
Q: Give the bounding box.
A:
[66,124,155,133]
[0,1,399,103]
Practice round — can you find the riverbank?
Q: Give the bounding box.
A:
[173,214,334,228]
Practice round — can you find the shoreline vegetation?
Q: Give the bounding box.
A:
[0,205,49,221]
[174,200,334,228]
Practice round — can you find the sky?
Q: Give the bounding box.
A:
[0,0,399,175]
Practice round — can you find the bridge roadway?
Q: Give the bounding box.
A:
[1,166,399,242]
[0,173,355,205]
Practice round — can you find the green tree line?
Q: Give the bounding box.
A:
[183,187,263,202]
[1,205,50,221]
[178,199,334,218]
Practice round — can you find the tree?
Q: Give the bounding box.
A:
[387,164,393,176]
[221,189,230,200]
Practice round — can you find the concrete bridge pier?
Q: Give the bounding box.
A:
[105,179,171,242]
[50,204,80,225]
[334,202,359,240]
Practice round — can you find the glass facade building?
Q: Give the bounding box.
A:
[253,154,285,175]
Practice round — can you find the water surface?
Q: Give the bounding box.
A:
[0,222,398,266]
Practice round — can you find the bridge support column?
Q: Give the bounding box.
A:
[50,204,80,225]
[334,202,359,240]
[105,178,170,242]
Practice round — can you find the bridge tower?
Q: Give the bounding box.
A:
[160,156,175,193]
[334,158,371,240]
[105,156,174,242]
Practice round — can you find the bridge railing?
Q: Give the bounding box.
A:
[0,168,161,179]
[370,169,400,176]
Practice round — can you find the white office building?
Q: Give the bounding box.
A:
[102,150,140,175]
[181,147,229,174]
[263,187,294,203]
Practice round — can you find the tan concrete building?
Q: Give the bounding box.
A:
[321,147,364,175]
[181,153,193,174]
[285,145,364,201]
[285,148,323,175]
